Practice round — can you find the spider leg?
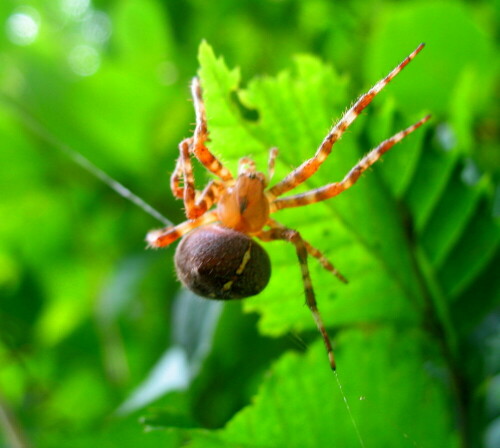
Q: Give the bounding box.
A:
[191,77,233,182]
[194,179,225,213]
[269,43,425,199]
[257,226,337,370]
[146,210,219,248]
[267,218,347,283]
[170,155,185,199]
[266,147,279,185]
[171,78,235,205]
[238,157,256,175]
[170,137,196,200]
[271,114,430,211]
[170,138,226,219]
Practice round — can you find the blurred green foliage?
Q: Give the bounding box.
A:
[0,0,498,447]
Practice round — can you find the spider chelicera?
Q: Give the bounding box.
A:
[147,44,430,370]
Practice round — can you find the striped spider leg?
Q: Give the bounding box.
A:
[270,114,430,212]
[266,217,347,284]
[147,44,429,370]
[268,42,427,200]
[170,77,233,219]
[259,112,429,369]
[257,218,347,369]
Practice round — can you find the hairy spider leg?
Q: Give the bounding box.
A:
[269,43,426,199]
[190,77,233,181]
[238,157,256,175]
[176,138,226,219]
[195,179,225,211]
[266,147,279,185]
[267,218,347,283]
[170,152,185,199]
[170,77,234,206]
[170,139,207,213]
[146,210,219,248]
[271,114,430,211]
[179,138,198,217]
[257,226,337,370]
[238,146,279,185]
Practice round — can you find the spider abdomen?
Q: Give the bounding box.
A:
[174,225,271,300]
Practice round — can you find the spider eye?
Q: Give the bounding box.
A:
[174,225,271,300]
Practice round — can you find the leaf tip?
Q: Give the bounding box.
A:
[198,39,215,65]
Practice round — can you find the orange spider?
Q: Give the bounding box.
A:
[147,44,430,370]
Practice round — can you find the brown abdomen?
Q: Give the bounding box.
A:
[174,225,271,300]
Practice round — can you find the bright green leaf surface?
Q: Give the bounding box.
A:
[198,41,424,338]
[187,331,458,448]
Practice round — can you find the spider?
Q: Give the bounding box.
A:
[147,43,430,370]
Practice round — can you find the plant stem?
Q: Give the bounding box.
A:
[409,240,471,448]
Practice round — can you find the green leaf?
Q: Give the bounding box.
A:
[198,41,424,340]
[153,40,498,448]
[187,331,458,448]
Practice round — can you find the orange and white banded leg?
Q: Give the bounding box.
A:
[178,138,205,219]
[271,114,431,211]
[269,43,426,198]
[238,157,256,175]
[257,226,337,370]
[170,155,185,199]
[191,77,233,182]
[170,138,195,201]
[267,218,347,283]
[303,241,347,284]
[171,138,225,219]
[146,210,219,248]
[267,147,279,184]
[194,180,224,214]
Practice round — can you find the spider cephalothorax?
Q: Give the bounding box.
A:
[147,44,430,370]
